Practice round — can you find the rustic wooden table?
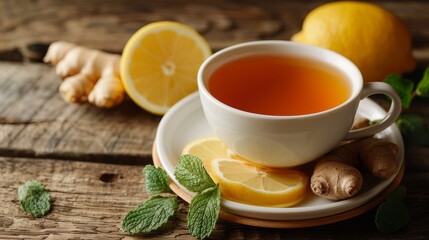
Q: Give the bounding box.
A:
[1,0,428,239]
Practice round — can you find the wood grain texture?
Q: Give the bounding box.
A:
[1,0,429,239]
[0,156,185,239]
[0,0,428,61]
[1,156,428,239]
[0,62,160,164]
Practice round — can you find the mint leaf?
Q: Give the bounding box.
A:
[396,113,429,146]
[188,186,221,239]
[416,67,429,97]
[121,195,178,234]
[143,165,171,195]
[175,155,220,239]
[384,74,415,108]
[174,154,215,193]
[18,180,51,218]
[375,186,410,233]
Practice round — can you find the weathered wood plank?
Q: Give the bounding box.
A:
[0,157,428,239]
[0,156,178,239]
[1,61,429,169]
[1,0,428,61]
[0,1,427,239]
[0,62,160,163]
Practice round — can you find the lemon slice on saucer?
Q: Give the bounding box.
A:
[121,21,212,115]
[211,158,308,207]
[182,137,243,179]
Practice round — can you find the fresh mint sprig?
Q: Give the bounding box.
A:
[174,154,220,239]
[144,165,171,195]
[188,186,221,239]
[121,165,177,234]
[121,195,178,234]
[122,155,221,239]
[18,180,52,218]
[174,154,216,193]
[384,67,429,146]
[385,67,429,109]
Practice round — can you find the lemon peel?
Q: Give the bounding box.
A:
[292,1,415,82]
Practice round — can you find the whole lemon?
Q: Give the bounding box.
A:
[292,1,415,82]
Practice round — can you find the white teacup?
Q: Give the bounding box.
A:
[197,41,401,167]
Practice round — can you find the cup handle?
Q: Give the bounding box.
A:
[343,82,402,140]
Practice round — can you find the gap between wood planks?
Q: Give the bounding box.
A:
[0,147,152,166]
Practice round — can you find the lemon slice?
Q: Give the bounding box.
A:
[182,137,242,179]
[121,21,212,115]
[211,158,308,207]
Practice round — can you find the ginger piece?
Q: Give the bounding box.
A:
[311,137,399,200]
[44,41,125,108]
[360,138,399,179]
[311,141,364,200]
[311,159,363,201]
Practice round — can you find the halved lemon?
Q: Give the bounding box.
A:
[211,158,308,207]
[121,21,212,115]
[182,137,242,179]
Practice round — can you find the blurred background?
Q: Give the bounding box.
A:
[0,0,428,67]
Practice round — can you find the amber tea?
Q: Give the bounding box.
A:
[199,41,402,167]
[208,54,351,116]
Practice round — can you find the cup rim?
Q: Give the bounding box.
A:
[197,40,363,120]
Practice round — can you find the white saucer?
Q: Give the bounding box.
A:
[155,92,404,221]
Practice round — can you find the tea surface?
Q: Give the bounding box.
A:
[208,55,350,116]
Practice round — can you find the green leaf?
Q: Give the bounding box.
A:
[174,154,215,193]
[384,74,415,108]
[375,186,410,233]
[416,67,429,97]
[18,180,51,218]
[121,195,178,234]
[396,113,429,146]
[188,186,221,239]
[143,165,171,195]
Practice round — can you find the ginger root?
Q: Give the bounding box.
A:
[312,156,363,201]
[360,138,399,179]
[44,41,125,108]
[311,137,399,201]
